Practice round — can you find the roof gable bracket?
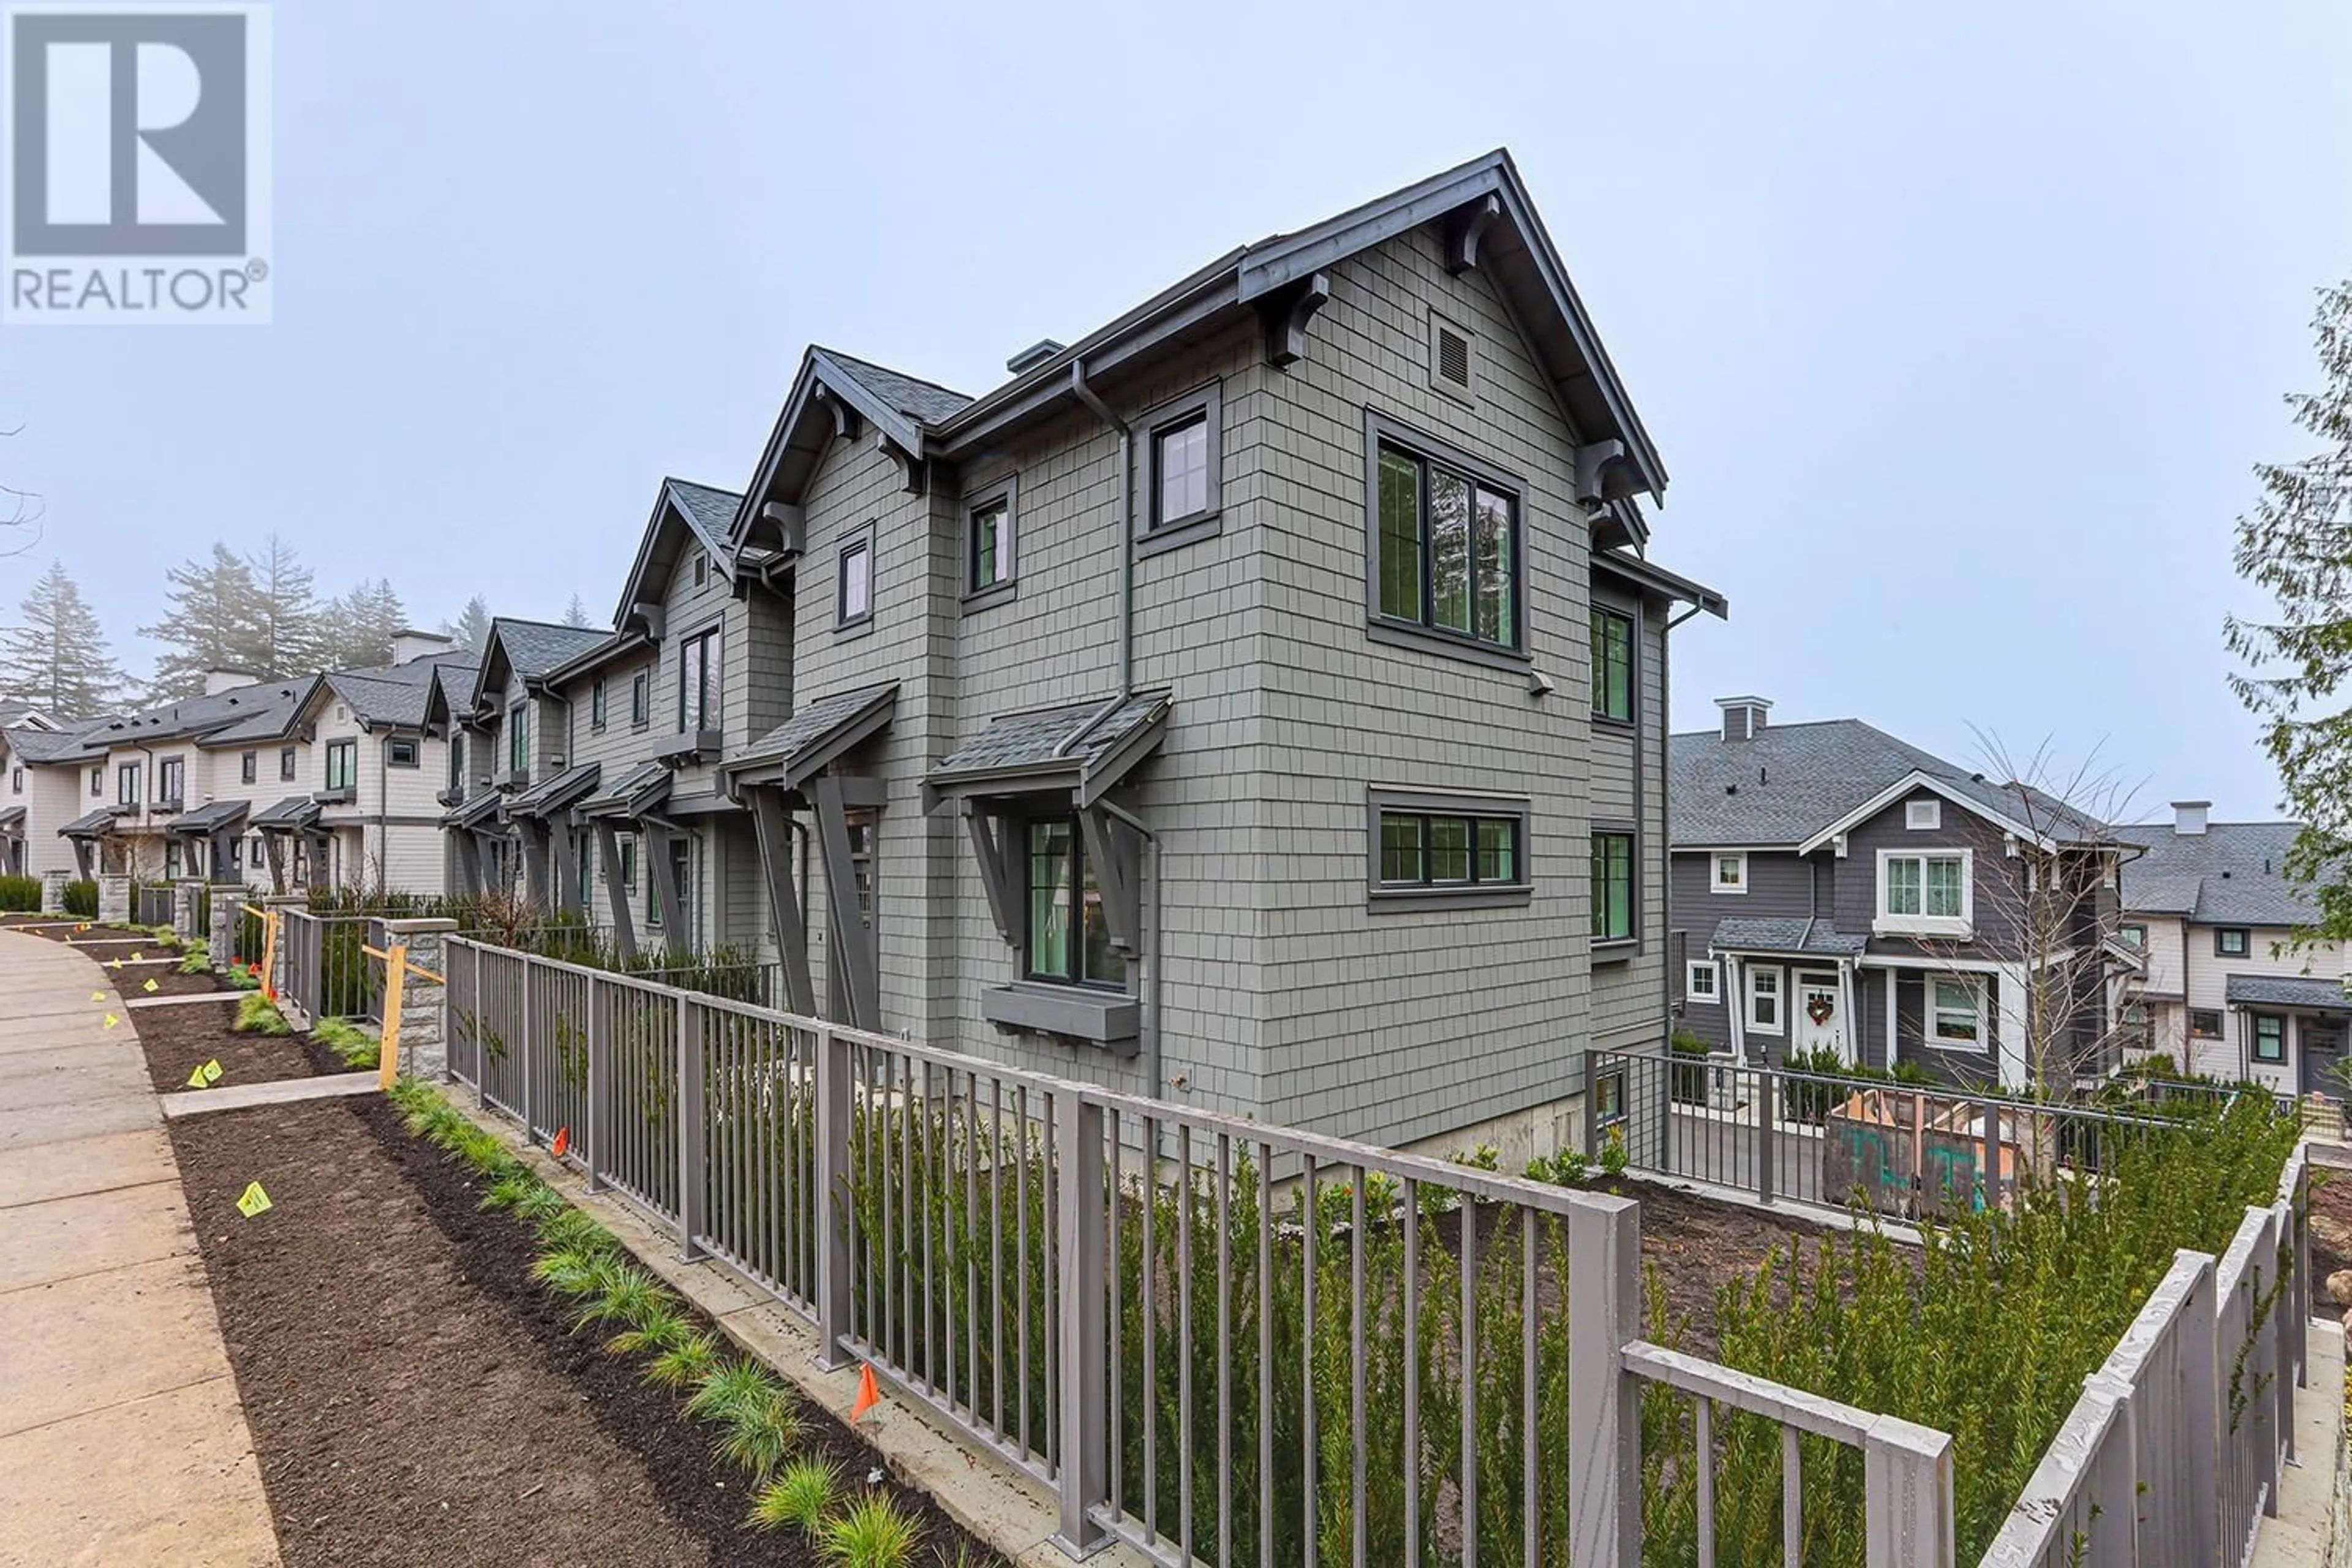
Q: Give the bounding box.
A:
[876,432,927,496]
[1444,195,1501,276]
[760,502,805,556]
[962,801,1023,948]
[814,385,863,443]
[1574,439,1629,507]
[1260,271,1331,369]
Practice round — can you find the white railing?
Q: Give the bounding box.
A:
[441,937,1958,1566]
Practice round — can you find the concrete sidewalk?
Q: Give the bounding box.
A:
[0,931,280,1568]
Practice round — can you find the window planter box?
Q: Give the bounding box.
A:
[492,767,529,792]
[982,983,1139,1054]
[652,728,724,765]
[312,786,356,806]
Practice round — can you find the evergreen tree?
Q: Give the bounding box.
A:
[2228,274,2352,940]
[139,543,265,699]
[446,595,494,652]
[320,578,407,669]
[562,592,590,628]
[245,533,323,677]
[0,559,124,717]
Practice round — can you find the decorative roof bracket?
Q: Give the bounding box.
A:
[1261,271,1331,370]
[1445,194,1502,276]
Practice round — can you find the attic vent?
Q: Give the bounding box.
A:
[1006,338,1065,375]
[693,553,707,588]
[1436,325,1470,390]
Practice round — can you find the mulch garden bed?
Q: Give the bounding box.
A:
[116,969,324,1095]
[2310,1163,2352,1302]
[164,1090,1010,1566]
[1624,1177,1848,1352]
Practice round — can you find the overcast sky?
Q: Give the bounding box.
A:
[3,1,2346,823]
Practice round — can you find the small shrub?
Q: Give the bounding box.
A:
[749,1458,839,1534]
[1525,1148,1591,1186]
[311,1017,379,1070]
[512,1184,569,1226]
[819,1494,922,1568]
[605,1300,693,1357]
[61,880,97,919]
[478,1171,540,1213]
[0,873,39,912]
[684,1360,778,1425]
[222,962,261,991]
[534,1206,618,1257]
[716,1385,805,1478]
[643,1331,722,1390]
[1448,1143,1501,1172]
[1597,1125,1629,1179]
[176,940,211,974]
[232,994,290,1036]
[570,1262,676,1335]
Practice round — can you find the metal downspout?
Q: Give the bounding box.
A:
[1058,358,1134,758]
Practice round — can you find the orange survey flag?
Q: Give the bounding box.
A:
[551,1126,570,1159]
[851,1363,881,1423]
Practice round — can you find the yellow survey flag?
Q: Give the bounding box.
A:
[186,1065,209,1089]
[142,978,159,993]
[235,1182,271,1218]
[131,952,143,962]
[89,991,102,1003]
[102,1013,119,1029]
[202,1059,222,1084]
[105,959,121,971]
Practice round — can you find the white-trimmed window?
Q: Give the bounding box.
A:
[1927,974,1988,1051]
[1905,799,1941,831]
[1746,965,1784,1035]
[1686,959,1720,1005]
[1710,851,1747,894]
[2215,927,2251,958]
[1876,848,1972,937]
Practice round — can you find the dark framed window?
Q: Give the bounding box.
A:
[1134,383,1223,554]
[387,737,420,769]
[1366,789,1532,910]
[2254,1013,2286,1063]
[679,627,719,731]
[2215,927,2251,958]
[590,677,608,731]
[508,704,531,774]
[157,756,184,804]
[617,833,637,892]
[1591,607,1634,721]
[1025,816,1126,989]
[240,751,257,785]
[963,480,1019,606]
[1591,831,1635,943]
[8,767,18,794]
[165,839,183,880]
[90,766,102,797]
[279,747,296,782]
[837,526,875,631]
[117,763,139,806]
[2189,1008,2223,1039]
[648,835,694,938]
[1368,415,1521,655]
[630,670,649,728]
[2118,922,2146,950]
[447,736,466,790]
[579,835,595,907]
[1155,417,1209,526]
[325,740,358,791]
[692,552,707,589]
[1594,1068,1626,1125]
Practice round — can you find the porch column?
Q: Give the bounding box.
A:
[549,818,581,917]
[812,775,878,1030]
[595,820,638,961]
[1885,968,1900,1069]
[1838,960,1858,1066]
[71,839,92,880]
[647,822,688,959]
[748,788,816,1015]
[1994,962,2030,1093]
[451,831,481,896]
[1725,955,1746,1062]
[521,822,551,910]
[261,832,286,894]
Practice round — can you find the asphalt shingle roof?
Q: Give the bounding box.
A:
[4,723,99,763]
[504,763,601,819]
[1705,916,1871,957]
[2225,973,2352,1012]
[1668,718,2109,848]
[668,479,743,559]
[78,680,306,753]
[2114,821,2319,928]
[168,798,251,834]
[496,620,613,682]
[579,760,672,818]
[61,805,127,835]
[0,805,23,831]
[729,683,898,774]
[444,790,507,830]
[324,652,479,729]
[819,350,974,427]
[929,691,1171,789]
[251,796,320,830]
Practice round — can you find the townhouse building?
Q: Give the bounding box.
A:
[2115,803,2350,1097]
[473,150,1725,1159]
[1,704,81,877]
[1668,699,2128,1093]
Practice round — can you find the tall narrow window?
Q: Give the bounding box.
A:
[1591,831,1635,943]
[679,628,719,731]
[241,752,258,785]
[158,757,184,805]
[280,747,296,782]
[508,704,531,774]
[630,671,649,728]
[1027,817,1125,988]
[324,741,357,792]
[1591,608,1634,720]
[838,535,873,627]
[1154,415,1209,527]
[1134,385,1222,549]
[91,766,102,797]
[968,486,1016,597]
[591,677,608,730]
[2255,1014,2286,1063]
[118,763,139,806]
[1370,428,1521,653]
[447,736,465,791]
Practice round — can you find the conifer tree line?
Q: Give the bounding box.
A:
[0,537,533,718]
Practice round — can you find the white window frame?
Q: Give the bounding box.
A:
[1710,851,1747,895]
[1686,959,1720,1005]
[1875,847,1973,938]
[1926,974,1989,1053]
[1746,964,1784,1035]
[1905,799,1941,830]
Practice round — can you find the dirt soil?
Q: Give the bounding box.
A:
[1624,1177,1847,1353]
[2311,1163,2352,1302]
[119,971,320,1095]
[164,1090,1010,1567]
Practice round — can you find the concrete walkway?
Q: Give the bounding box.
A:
[0,932,281,1568]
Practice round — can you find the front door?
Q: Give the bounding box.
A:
[1794,971,1849,1064]
[2304,1019,2346,1097]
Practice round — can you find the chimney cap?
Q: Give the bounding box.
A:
[2171,800,2211,835]
[1714,695,1773,712]
[1006,338,1066,375]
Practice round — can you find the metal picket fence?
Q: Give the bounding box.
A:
[442,938,1958,1567]
[132,883,174,929]
[278,907,380,1023]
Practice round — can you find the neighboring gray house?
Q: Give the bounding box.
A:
[2113,806,2350,1096]
[429,617,612,899]
[672,148,1727,1159]
[1669,699,2127,1093]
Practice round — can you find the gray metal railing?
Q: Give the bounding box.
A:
[1594,1050,2264,1221]
[133,883,174,929]
[442,938,1956,1566]
[279,907,380,1023]
[1979,1147,2309,1566]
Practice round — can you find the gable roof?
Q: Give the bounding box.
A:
[317,650,480,731]
[733,148,1665,551]
[471,618,612,714]
[1669,718,2113,851]
[73,679,309,755]
[0,699,54,729]
[924,690,1172,810]
[611,477,753,635]
[2114,820,2320,928]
